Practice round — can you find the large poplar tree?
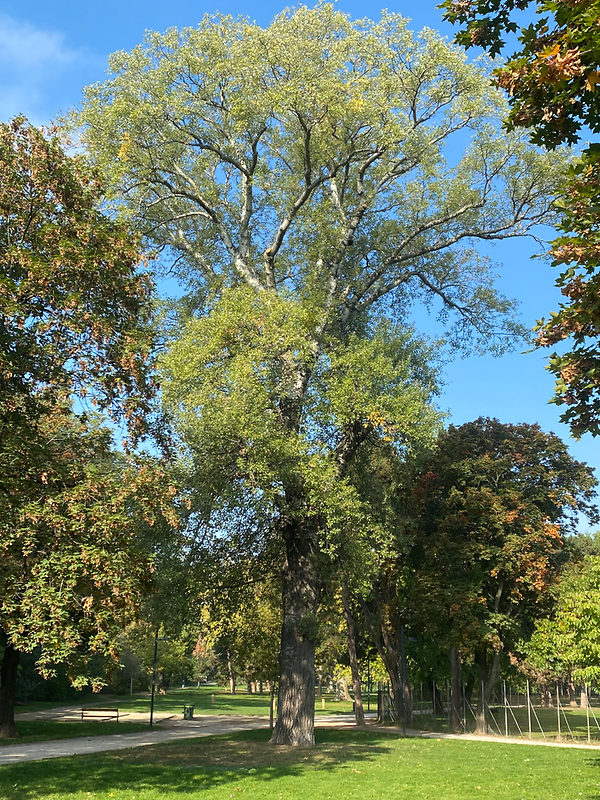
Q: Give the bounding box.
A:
[74,5,566,744]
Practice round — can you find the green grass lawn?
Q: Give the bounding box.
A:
[0,720,148,747]
[69,686,356,718]
[15,695,121,715]
[414,702,600,742]
[1,728,599,800]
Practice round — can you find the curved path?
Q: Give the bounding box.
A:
[0,713,361,766]
[0,714,271,766]
[3,711,600,766]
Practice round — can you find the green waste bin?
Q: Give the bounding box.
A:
[183,705,194,720]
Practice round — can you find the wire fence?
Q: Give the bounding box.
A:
[366,680,600,744]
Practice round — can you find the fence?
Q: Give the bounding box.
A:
[367,680,600,743]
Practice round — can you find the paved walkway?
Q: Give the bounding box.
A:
[0,715,270,766]
[0,713,366,766]
[3,709,600,766]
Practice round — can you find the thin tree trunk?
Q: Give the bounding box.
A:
[341,582,365,726]
[568,674,577,706]
[449,647,462,733]
[0,639,20,739]
[271,518,319,746]
[475,650,488,734]
[358,592,402,723]
[226,650,236,694]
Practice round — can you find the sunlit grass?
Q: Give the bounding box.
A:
[0,728,598,799]
[38,686,357,718]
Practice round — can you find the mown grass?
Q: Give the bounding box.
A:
[0,720,148,747]
[415,702,600,742]
[1,728,599,800]
[15,695,121,715]
[60,686,356,718]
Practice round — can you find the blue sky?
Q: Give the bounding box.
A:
[2,0,596,510]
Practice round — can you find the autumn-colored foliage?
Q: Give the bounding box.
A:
[0,117,156,442]
[441,0,600,436]
[440,0,600,149]
[407,418,596,702]
[0,118,171,737]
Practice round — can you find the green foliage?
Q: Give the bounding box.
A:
[0,117,156,441]
[70,6,571,739]
[441,0,600,148]
[526,555,600,682]
[406,418,597,663]
[0,409,175,687]
[0,118,175,694]
[440,0,600,437]
[201,578,282,686]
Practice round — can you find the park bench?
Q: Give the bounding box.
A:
[81,707,121,721]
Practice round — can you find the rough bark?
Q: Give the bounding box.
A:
[541,685,553,707]
[449,647,462,733]
[0,640,20,739]
[341,582,365,726]
[270,516,319,746]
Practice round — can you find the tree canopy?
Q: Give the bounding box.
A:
[72,4,568,745]
[405,417,597,729]
[441,0,600,437]
[0,118,172,738]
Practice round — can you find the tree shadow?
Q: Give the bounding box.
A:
[0,729,395,799]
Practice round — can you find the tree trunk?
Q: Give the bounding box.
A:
[358,592,403,723]
[0,639,20,739]
[568,675,577,707]
[449,647,462,733]
[226,650,236,694]
[270,518,319,746]
[337,676,351,701]
[341,582,365,727]
[581,685,589,709]
[541,685,552,707]
[475,650,488,734]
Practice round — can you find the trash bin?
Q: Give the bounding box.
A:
[183,705,194,720]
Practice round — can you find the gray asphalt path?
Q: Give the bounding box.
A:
[3,711,600,767]
[0,715,270,766]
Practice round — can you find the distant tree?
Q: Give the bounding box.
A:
[526,555,600,688]
[406,418,597,732]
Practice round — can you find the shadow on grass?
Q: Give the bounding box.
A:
[0,720,148,746]
[0,729,394,799]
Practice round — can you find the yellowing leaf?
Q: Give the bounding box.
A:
[585,70,599,92]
